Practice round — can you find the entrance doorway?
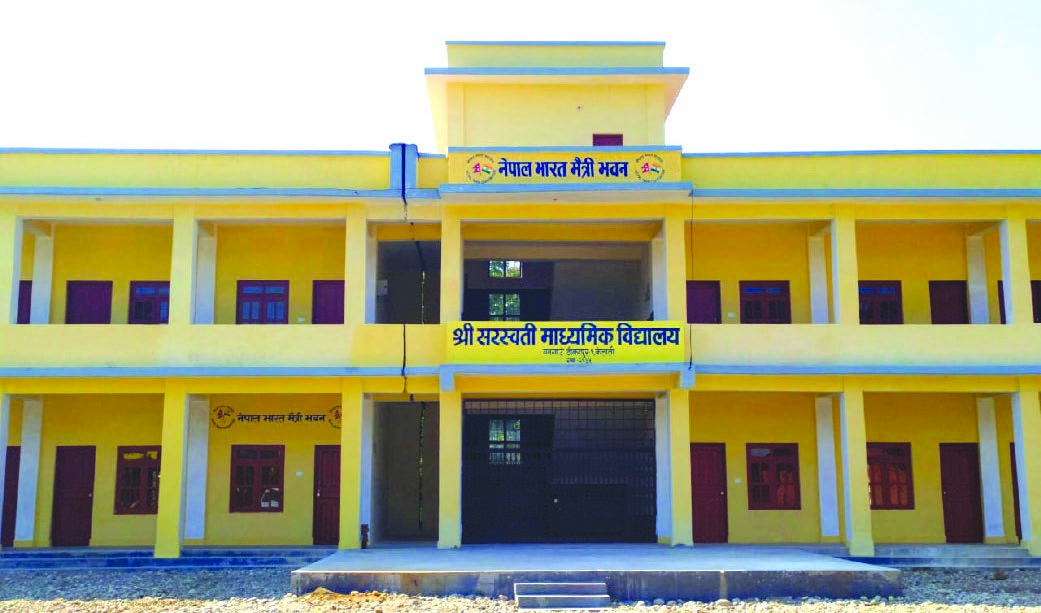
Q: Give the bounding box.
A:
[690,443,728,543]
[312,445,340,545]
[462,399,656,544]
[939,443,984,543]
[51,446,96,546]
[1,446,19,547]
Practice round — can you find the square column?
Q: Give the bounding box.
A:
[29,230,54,324]
[344,212,373,326]
[1000,215,1034,325]
[966,235,991,324]
[654,395,672,542]
[438,391,462,548]
[667,389,693,546]
[808,235,830,324]
[183,396,210,542]
[830,211,860,326]
[13,397,42,546]
[1012,387,1041,555]
[168,208,198,325]
[0,212,23,324]
[976,396,1006,541]
[155,383,190,558]
[440,213,463,322]
[338,380,364,549]
[193,224,217,324]
[815,395,840,540]
[839,387,874,556]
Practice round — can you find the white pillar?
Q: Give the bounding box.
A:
[193,224,217,325]
[365,226,378,324]
[14,397,42,545]
[360,396,375,540]
[976,396,1005,540]
[808,235,830,324]
[815,395,840,538]
[29,235,54,324]
[183,396,209,541]
[650,230,668,320]
[967,235,990,324]
[1000,216,1033,325]
[1011,389,1041,553]
[0,394,9,542]
[654,394,672,542]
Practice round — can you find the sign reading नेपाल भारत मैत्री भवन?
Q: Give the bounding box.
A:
[449,321,684,365]
[463,152,669,184]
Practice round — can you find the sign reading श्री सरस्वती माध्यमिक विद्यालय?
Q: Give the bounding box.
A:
[447,321,684,365]
[451,150,680,185]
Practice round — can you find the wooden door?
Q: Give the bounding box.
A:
[939,443,983,543]
[312,281,345,324]
[929,281,969,324]
[65,281,113,324]
[690,443,728,543]
[312,445,341,545]
[17,280,31,324]
[1,446,19,547]
[687,281,722,324]
[51,446,96,546]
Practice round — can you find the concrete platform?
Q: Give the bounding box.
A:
[290,543,901,600]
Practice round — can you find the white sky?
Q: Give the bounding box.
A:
[1,0,1038,153]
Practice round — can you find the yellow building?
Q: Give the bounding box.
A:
[1,41,1040,560]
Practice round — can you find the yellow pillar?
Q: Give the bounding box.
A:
[438,391,462,548]
[664,212,687,321]
[1000,214,1034,326]
[155,382,189,558]
[668,389,693,546]
[338,379,363,549]
[167,207,197,325]
[1012,386,1041,555]
[440,212,462,323]
[0,211,23,324]
[839,385,874,556]
[830,210,860,326]
[344,211,368,326]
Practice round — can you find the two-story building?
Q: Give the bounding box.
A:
[1,41,1041,560]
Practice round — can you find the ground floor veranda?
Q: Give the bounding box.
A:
[2,374,1041,558]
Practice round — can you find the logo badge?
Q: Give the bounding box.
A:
[211,405,236,429]
[465,154,497,184]
[327,405,343,429]
[635,154,665,183]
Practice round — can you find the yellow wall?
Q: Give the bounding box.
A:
[417,156,447,189]
[6,398,22,446]
[857,222,967,324]
[690,392,822,543]
[50,224,172,324]
[688,223,813,323]
[459,84,663,147]
[214,225,345,325]
[35,394,163,546]
[446,43,664,68]
[19,233,33,279]
[204,394,341,545]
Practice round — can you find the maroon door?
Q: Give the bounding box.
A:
[313,445,341,545]
[65,281,113,324]
[17,280,31,324]
[929,281,969,324]
[939,443,983,543]
[1,446,19,547]
[687,281,722,324]
[690,443,728,543]
[312,280,345,325]
[51,446,96,546]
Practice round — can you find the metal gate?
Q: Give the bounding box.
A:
[462,399,656,543]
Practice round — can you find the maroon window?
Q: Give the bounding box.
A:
[997,280,1041,324]
[592,134,624,146]
[114,446,160,515]
[867,443,914,510]
[859,281,904,325]
[230,445,284,513]
[17,280,31,324]
[236,281,289,324]
[128,281,169,324]
[928,280,969,324]
[65,281,113,324]
[746,444,800,510]
[687,280,722,324]
[739,281,791,324]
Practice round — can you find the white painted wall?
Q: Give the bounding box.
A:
[966,235,990,324]
[29,236,54,324]
[975,396,1005,539]
[184,396,210,540]
[14,398,42,543]
[808,235,830,324]
[815,395,840,537]
[193,227,217,324]
[654,394,672,541]
[1012,393,1035,542]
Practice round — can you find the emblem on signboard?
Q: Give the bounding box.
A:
[466,154,497,184]
[211,405,236,429]
[635,154,665,182]
[326,405,343,429]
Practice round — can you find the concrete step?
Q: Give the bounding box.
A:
[0,553,329,571]
[873,545,1030,558]
[847,556,1041,569]
[515,582,608,596]
[516,594,612,610]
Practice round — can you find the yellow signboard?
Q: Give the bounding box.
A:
[448,149,681,185]
[447,321,685,365]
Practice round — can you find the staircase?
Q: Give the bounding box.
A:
[0,547,335,571]
[514,582,611,611]
[847,544,1041,569]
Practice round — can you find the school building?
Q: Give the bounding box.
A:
[1,41,1040,560]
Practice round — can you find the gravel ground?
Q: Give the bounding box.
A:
[0,568,1039,611]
